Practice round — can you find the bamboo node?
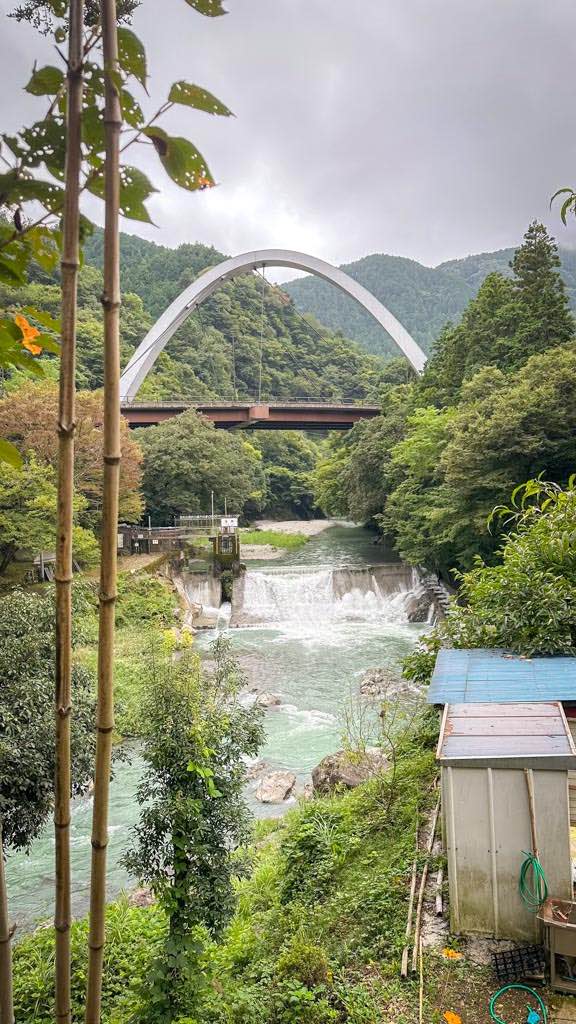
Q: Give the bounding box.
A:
[55,819,72,829]
[54,921,71,933]
[0,923,17,943]
[100,294,121,310]
[57,703,72,719]
[103,454,121,465]
[96,725,115,735]
[57,421,77,438]
[60,258,81,270]
[54,575,74,585]
[90,838,109,851]
[98,592,117,605]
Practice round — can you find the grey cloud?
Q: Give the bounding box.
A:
[2,0,576,275]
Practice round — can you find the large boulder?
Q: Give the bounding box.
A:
[256,770,297,803]
[312,749,388,795]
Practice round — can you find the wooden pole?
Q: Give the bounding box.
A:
[54,5,84,1021]
[0,827,14,1024]
[400,826,419,978]
[411,798,440,975]
[84,3,122,1020]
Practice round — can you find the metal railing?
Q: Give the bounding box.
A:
[120,396,380,409]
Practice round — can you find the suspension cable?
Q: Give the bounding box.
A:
[258,264,266,402]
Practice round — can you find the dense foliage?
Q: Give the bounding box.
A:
[0,590,95,852]
[70,230,387,402]
[0,380,143,525]
[137,409,265,520]
[404,479,576,685]
[285,241,576,357]
[313,223,576,577]
[12,713,449,1024]
[123,636,264,1021]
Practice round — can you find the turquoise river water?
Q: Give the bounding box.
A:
[7,523,425,932]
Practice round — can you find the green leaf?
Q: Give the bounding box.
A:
[0,171,64,212]
[117,27,147,88]
[184,0,228,13]
[23,307,61,333]
[119,166,156,222]
[144,127,214,192]
[168,81,233,116]
[27,226,61,272]
[0,439,22,471]
[25,65,65,97]
[83,105,105,152]
[119,88,144,129]
[31,333,60,355]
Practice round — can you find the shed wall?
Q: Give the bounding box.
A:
[443,766,572,940]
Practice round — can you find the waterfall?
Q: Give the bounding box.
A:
[231,564,420,628]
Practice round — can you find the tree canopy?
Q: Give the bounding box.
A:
[137,409,265,520]
[312,223,576,577]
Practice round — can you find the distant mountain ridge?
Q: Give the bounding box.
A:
[283,247,576,357]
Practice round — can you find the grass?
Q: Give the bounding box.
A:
[10,708,550,1023]
[241,529,308,550]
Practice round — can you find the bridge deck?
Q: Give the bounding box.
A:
[121,399,380,430]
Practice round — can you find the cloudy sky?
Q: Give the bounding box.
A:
[2,0,576,278]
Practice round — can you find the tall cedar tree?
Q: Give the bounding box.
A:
[510,220,575,357]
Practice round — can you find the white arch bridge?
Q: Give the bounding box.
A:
[119,248,427,424]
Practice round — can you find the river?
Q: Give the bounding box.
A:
[7,523,426,931]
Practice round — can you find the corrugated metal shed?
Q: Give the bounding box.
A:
[428,648,576,706]
[437,702,576,769]
[439,701,575,940]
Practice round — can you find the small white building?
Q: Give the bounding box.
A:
[438,700,576,941]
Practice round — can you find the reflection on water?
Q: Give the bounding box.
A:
[7,524,425,930]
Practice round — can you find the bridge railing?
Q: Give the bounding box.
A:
[120,396,380,409]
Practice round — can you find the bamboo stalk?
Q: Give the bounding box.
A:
[54,5,84,1022]
[400,827,419,978]
[0,827,14,1024]
[411,797,440,975]
[418,938,424,1024]
[84,3,122,1021]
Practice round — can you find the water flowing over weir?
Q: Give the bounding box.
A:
[7,526,433,929]
[230,564,420,628]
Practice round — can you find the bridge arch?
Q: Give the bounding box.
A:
[119,248,427,401]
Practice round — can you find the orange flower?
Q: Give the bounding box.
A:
[441,948,463,961]
[14,314,42,356]
[443,1012,462,1024]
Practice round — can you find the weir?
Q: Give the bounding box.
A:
[230,563,425,628]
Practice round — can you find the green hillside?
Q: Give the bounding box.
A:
[78,230,386,401]
[284,246,576,356]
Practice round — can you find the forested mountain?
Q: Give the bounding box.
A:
[312,223,576,576]
[284,246,576,357]
[79,230,386,401]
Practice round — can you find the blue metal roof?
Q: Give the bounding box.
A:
[427,648,576,705]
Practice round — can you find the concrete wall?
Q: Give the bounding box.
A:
[443,765,572,940]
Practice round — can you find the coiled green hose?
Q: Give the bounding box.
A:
[519,850,548,912]
[489,983,547,1023]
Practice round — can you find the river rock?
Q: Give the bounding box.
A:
[360,668,423,703]
[312,749,388,795]
[128,887,155,908]
[404,591,433,623]
[256,770,296,803]
[245,759,270,780]
[255,691,282,708]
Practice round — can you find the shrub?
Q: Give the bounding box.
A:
[12,899,166,1024]
[276,940,331,988]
